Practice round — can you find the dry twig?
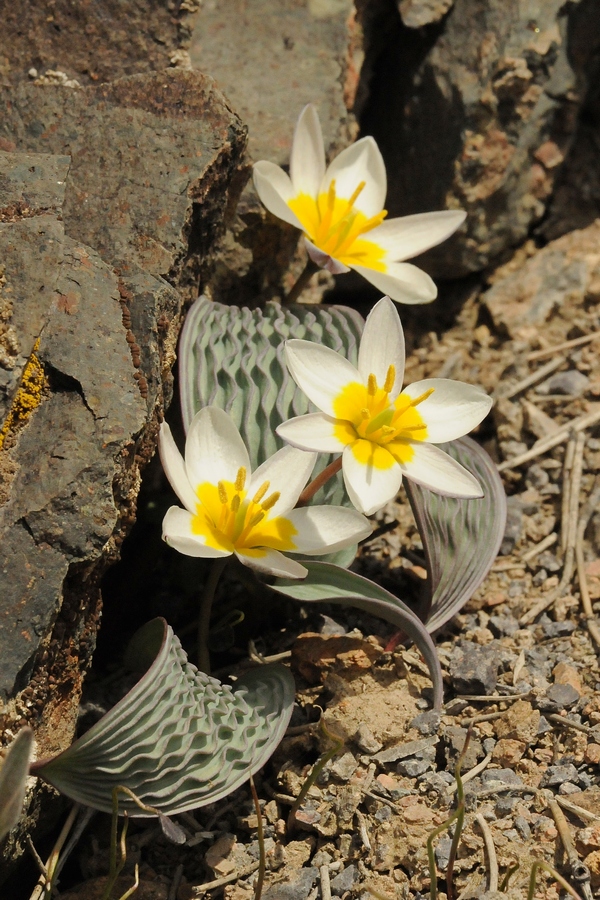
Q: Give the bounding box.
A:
[498,405,600,472]
[475,813,499,892]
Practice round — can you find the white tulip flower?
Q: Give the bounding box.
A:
[253,104,465,304]
[276,297,493,516]
[159,407,372,579]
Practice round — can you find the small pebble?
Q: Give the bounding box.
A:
[410,710,441,735]
[514,815,531,839]
[481,768,523,787]
[496,795,517,816]
[330,752,358,782]
[558,782,582,795]
[353,724,382,754]
[546,369,590,395]
[488,615,519,638]
[397,758,431,777]
[539,683,580,711]
[540,763,579,787]
[330,863,358,896]
[450,641,499,695]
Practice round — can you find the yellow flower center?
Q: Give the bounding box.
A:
[332,367,432,469]
[191,467,297,558]
[288,179,387,269]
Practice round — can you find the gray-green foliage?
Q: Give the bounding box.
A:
[32,619,295,816]
[179,297,363,506]
[0,726,33,840]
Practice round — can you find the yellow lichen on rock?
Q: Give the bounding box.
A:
[0,340,46,451]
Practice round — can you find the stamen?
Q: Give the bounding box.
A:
[262,491,280,511]
[327,179,336,210]
[381,425,396,436]
[409,387,435,407]
[231,494,241,513]
[218,481,228,505]
[367,373,378,396]
[360,408,371,421]
[383,365,395,394]
[252,481,270,504]
[346,180,366,209]
[360,209,387,234]
[235,466,246,491]
[401,423,427,433]
[248,511,265,529]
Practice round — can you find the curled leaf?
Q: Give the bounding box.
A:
[271,562,443,710]
[32,619,295,816]
[0,726,33,840]
[405,436,507,632]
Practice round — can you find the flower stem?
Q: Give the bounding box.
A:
[297,456,343,507]
[283,259,319,306]
[197,558,228,674]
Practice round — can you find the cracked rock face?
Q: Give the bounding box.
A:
[362,0,600,277]
[0,70,246,776]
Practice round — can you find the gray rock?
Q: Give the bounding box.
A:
[330,864,359,896]
[420,771,454,793]
[540,619,576,639]
[481,768,523,787]
[537,552,561,573]
[450,642,499,695]
[354,724,383,754]
[362,0,599,276]
[411,710,441,736]
[397,758,432,778]
[514,815,531,839]
[263,867,319,900]
[444,725,483,770]
[331,751,358,782]
[320,615,347,637]
[374,736,438,764]
[540,764,579,787]
[539,683,580,711]
[500,496,524,555]
[495,795,516,816]
[558,782,582,795]
[488,615,519,638]
[578,772,594,789]
[399,0,454,28]
[435,836,453,871]
[546,369,590,396]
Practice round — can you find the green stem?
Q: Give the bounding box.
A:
[197,558,228,674]
[287,718,343,833]
[283,259,319,306]
[527,860,583,900]
[297,457,343,507]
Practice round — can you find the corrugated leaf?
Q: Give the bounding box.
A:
[32,619,294,816]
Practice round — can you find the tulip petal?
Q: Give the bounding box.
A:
[305,239,351,274]
[284,340,361,416]
[342,443,403,515]
[185,407,250,491]
[367,210,466,262]
[352,261,438,304]
[248,445,316,516]
[162,506,232,558]
[322,137,386,217]
[397,442,483,498]
[159,422,199,514]
[358,296,405,399]
[402,379,492,443]
[277,413,348,453]
[235,548,308,580]
[253,161,304,229]
[288,506,372,554]
[290,105,326,198]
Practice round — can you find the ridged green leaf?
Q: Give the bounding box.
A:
[405,436,507,632]
[32,619,294,816]
[0,727,33,840]
[178,297,363,507]
[271,562,443,710]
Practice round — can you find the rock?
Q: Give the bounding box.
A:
[514,815,531,840]
[330,751,359,782]
[539,683,580,711]
[362,0,600,276]
[0,72,245,877]
[495,700,540,743]
[330,863,359,896]
[484,221,600,341]
[500,496,524,555]
[399,0,454,29]
[374,737,438,765]
[488,615,519,638]
[545,369,590,396]
[559,782,582,795]
[553,662,583,696]
[585,744,600,766]
[450,641,499,695]
[0,0,196,87]
[354,724,383,754]
[540,764,579,787]
[410,710,441,736]
[397,758,432,777]
[540,618,576,639]
[443,725,483,771]
[188,0,359,305]
[481,768,523,787]
[263,867,319,900]
[434,836,453,871]
[492,739,526,767]
[495,796,516,816]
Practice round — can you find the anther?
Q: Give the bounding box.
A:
[327,179,336,210]
[248,511,265,529]
[261,491,280,511]
[218,481,228,505]
[231,494,241,512]
[252,481,270,504]
[367,373,378,396]
[347,180,366,209]
[381,425,396,436]
[409,387,435,407]
[360,408,371,421]
[235,466,246,492]
[383,365,396,394]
